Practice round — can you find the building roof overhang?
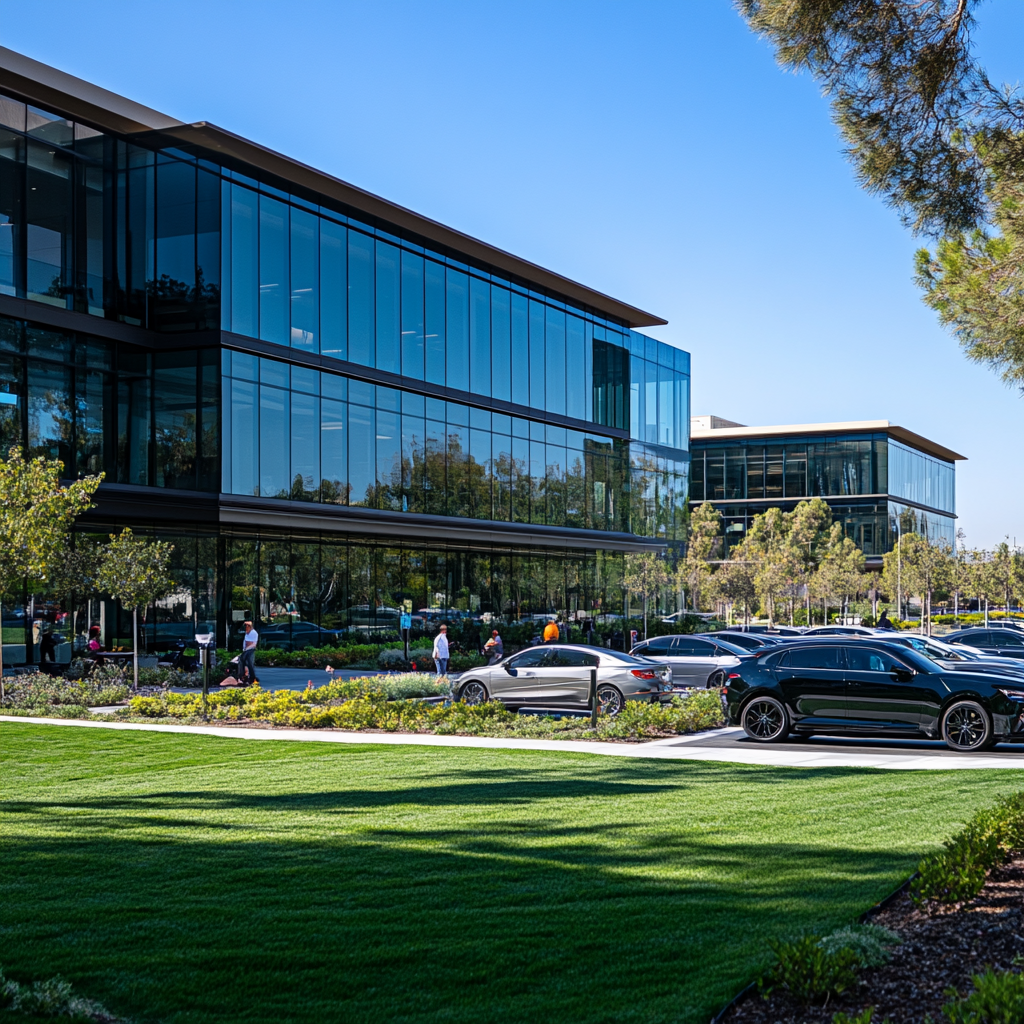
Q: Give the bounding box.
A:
[0,47,668,330]
[689,419,966,463]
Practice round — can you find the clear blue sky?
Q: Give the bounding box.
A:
[4,0,1022,548]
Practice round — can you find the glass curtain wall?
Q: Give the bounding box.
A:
[0,92,220,331]
[887,440,955,514]
[0,313,218,489]
[219,349,681,535]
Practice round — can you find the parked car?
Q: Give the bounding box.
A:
[724,638,1024,751]
[726,625,806,636]
[802,625,880,637]
[257,621,342,650]
[630,634,751,688]
[699,631,785,652]
[873,634,1024,678]
[455,644,673,714]
[943,628,1024,661]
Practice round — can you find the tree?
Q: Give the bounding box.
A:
[677,502,722,612]
[96,528,175,690]
[965,547,999,626]
[811,523,866,626]
[712,558,757,626]
[733,506,797,627]
[622,552,668,640]
[737,1,1024,384]
[989,539,1024,617]
[882,533,951,634]
[0,447,100,691]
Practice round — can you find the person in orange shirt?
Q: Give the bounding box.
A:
[542,619,560,643]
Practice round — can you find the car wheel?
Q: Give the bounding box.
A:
[459,680,488,706]
[707,670,726,689]
[597,683,624,716]
[941,700,995,752]
[741,696,789,743]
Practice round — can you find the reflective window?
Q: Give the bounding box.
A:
[782,647,844,670]
[259,195,288,346]
[290,208,318,353]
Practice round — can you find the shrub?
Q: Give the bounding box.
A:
[833,1010,891,1024]
[942,968,1024,1023]
[598,691,724,739]
[760,934,860,1006]
[819,924,901,969]
[0,964,127,1021]
[0,673,129,709]
[912,792,1024,905]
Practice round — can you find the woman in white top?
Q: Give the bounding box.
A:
[432,625,449,678]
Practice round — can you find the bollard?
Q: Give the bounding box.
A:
[590,668,598,728]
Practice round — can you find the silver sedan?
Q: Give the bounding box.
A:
[455,644,673,714]
[629,634,750,688]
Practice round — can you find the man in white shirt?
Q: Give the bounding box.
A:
[240,620,259,685]
[432,624,449,678]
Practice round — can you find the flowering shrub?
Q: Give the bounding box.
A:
[0,673,129,709]
[121,678,724,740]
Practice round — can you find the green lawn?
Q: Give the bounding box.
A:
[1,723,1021,1024]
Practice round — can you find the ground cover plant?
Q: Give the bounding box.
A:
[117,680,726,739]
[1,723,1022,1023]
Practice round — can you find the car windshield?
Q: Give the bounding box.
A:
[888,646,936,673]
[709,637,750,657]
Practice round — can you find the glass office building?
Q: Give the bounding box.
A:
[689,418,963,564]
[0,49,689,657]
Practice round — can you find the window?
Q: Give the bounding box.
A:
[643,636,676,652]
[508,649,546,669]
[994,631,1024,648]
[782,646,844,670]
[846,648,904,673]
[546,649,599,667]
[675,638,715,656]
[258,195,288,346]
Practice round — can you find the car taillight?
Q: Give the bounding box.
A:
[727,673,741,680]
[631,669,657,680]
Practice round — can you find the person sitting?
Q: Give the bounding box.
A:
[86,625,105,665]
[484,630,504,664]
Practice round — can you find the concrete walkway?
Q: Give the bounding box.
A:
[6,716,1024,769]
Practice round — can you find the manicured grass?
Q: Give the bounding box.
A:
[1,724,1022,1024]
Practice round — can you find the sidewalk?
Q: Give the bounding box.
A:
[6,716,1024,770]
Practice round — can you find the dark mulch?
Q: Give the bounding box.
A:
[721,857,1024,1024]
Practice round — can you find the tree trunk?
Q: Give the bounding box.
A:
[132,607,139,692]
[643,594,648,641]
[985,597,989,627]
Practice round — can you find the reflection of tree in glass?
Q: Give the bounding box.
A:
[156,412,195,488]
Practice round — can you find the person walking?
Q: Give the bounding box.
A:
[432,624,450,679]
[484,629,503,664]
[240,620,259,685]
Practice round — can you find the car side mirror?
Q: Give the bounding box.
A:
[892,668,915,682]
[504,664,516,675]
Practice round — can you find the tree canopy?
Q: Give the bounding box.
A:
[737,0,1024,384]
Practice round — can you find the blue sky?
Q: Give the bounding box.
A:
[4,0,1022,547]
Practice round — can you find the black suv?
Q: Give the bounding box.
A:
[724,638,1024,752]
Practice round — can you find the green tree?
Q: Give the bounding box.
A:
[96,528,175,690]
[677,502,722,612]
[811,523,867,626]
[989,539,1024,618]
[622,552,668,640]
[733,506,798,627]
[882,533,951,634]
[0,447,100,689]
[737,1,1024,383]
[712,557,758,626]
[964,547,998,626]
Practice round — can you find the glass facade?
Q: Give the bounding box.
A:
[0,77,693,658]
[690,431,956,556]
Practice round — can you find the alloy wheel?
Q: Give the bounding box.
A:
[741,697,788,742]
[942,701,992,752]
[460,681,488,705]
[597,684,623,715]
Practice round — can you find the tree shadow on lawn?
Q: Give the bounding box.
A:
[0,769,941,1024]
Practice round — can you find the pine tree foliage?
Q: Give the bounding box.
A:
[737,0,1024,384]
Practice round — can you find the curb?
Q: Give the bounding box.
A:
[708,873,918,1023]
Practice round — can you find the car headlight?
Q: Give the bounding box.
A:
[996,688,1024,701]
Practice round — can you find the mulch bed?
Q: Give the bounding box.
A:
[721,857,1024,1024]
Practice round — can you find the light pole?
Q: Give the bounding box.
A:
[896,514,902,624]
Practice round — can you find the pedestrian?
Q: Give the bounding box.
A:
[39,627,57,664]
[432,624,449,679]
[543,618,559,643]
[484,629,503,664]
[240,619,259,685]
[877,609,893,630]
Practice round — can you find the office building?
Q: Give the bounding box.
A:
[0,48,690,657]
[689,416,963,566]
